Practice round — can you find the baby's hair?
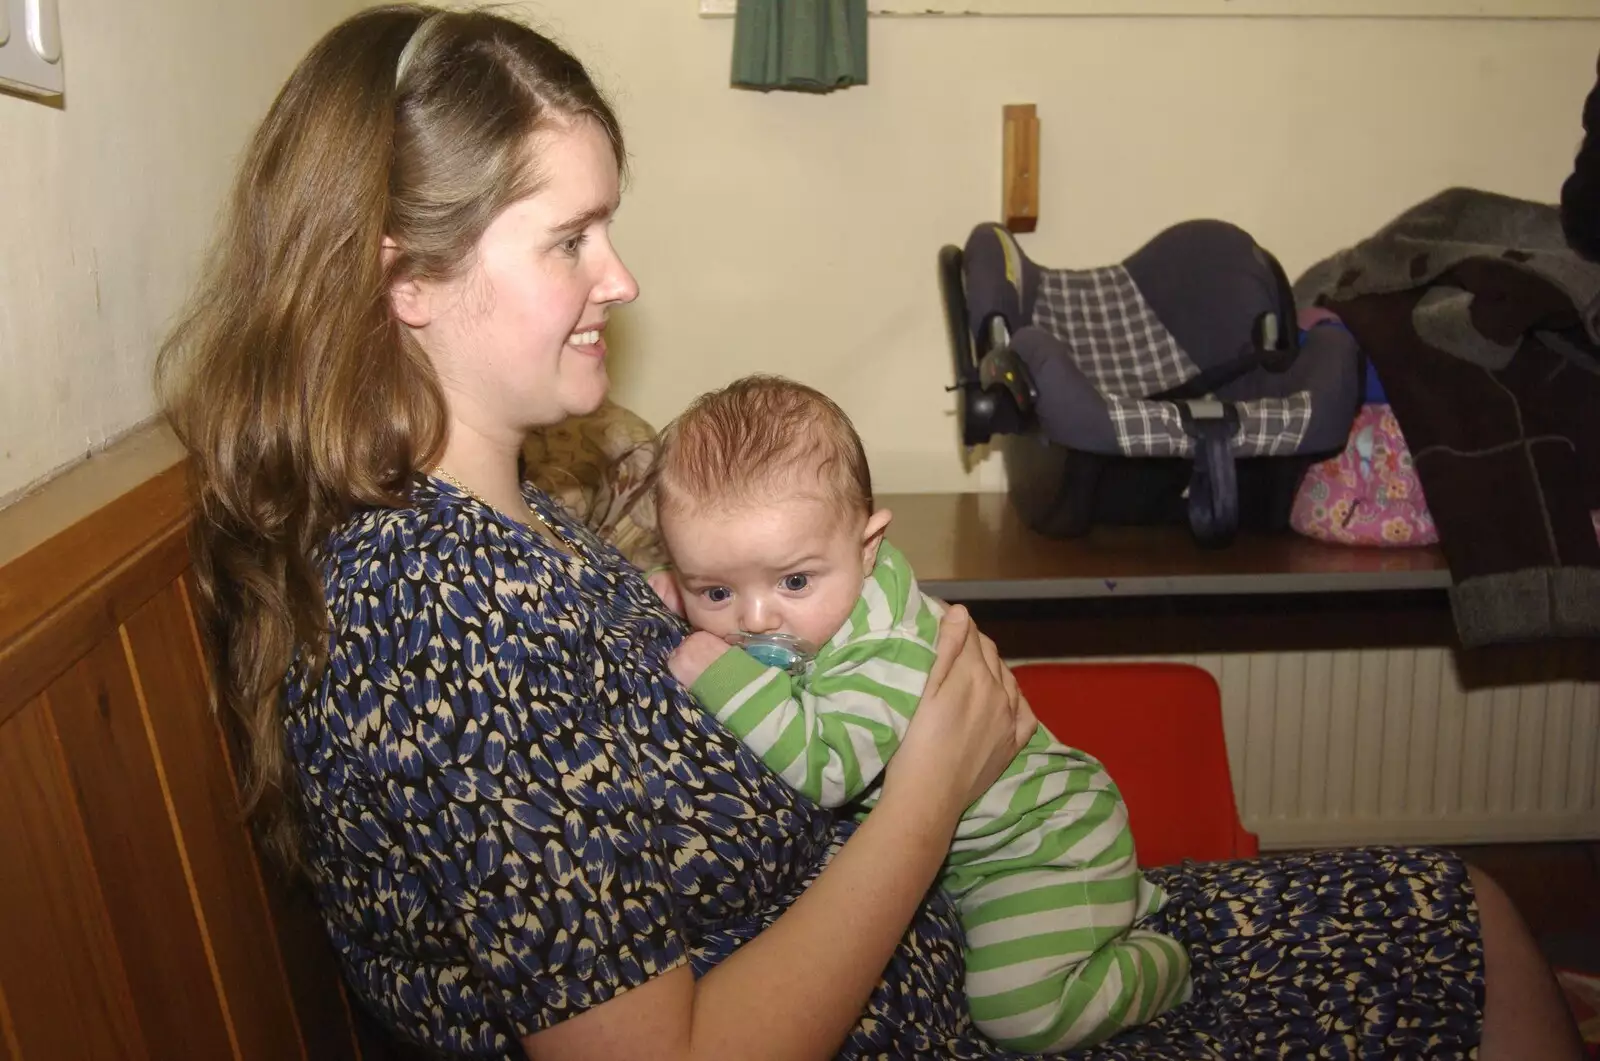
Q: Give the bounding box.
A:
[655,375,872,520]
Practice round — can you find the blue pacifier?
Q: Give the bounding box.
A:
[729,632,818,676]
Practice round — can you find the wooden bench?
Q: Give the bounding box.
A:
[0,425,392,1060]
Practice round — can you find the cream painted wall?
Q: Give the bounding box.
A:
[3,4,1596,501]
[529,4,1600,492]
[0,0,362,502]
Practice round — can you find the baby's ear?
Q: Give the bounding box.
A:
[861,508,892,571]
[647,567,685,617]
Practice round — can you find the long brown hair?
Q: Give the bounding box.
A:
[156,4,625,868]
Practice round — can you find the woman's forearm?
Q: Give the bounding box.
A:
[685,784,958,1061]
[525,608,1021,1061]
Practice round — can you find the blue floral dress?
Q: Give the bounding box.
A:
[286,477,1485,1059]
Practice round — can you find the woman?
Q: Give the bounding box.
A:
[158,6,1581,1059]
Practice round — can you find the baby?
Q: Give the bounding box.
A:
[652,375,1191,1053]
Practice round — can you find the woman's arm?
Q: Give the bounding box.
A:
[523,605,1032,1061]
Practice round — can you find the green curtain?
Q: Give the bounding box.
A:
[731,0,868,93]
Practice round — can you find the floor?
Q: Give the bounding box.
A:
[1452,842,1600,973]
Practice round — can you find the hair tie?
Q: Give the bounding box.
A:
[395,12,444,88]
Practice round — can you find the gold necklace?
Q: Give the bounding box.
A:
[432,468,568,551]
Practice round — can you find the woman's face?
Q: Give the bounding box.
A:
[401,118,639,444]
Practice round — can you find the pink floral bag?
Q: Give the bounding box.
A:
[1290,404,1437,547]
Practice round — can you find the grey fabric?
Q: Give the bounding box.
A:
[1122,219,1283,376]
[1450,567,1600,647]
[1536,328,1600,375]
[1412,286,1521,370]
[1033,264,1196,398]
[1013,326,1120,455]
[1234,395,1315,457]
[1031,264,1314,459]
[1321,245,1600,647]
[961,225,1042,329]
[1294,187,1600,353]
[1101,392,1312,459]
[1274,323,1363,454]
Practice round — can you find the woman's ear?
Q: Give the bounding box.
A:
[861,508,893,572]
[384,236,431,329]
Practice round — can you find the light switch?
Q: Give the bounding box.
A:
[0,0,64,98]
[25,0,58,62]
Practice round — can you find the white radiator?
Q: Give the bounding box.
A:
[1027,647,1600,849]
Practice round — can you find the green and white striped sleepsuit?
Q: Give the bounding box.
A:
[688,541,1192,1052]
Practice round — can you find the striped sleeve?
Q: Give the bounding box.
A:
[687,541,943,808]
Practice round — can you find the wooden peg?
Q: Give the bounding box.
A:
[1002,103,1039,233]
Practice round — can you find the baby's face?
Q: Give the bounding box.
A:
[662,493,888,652]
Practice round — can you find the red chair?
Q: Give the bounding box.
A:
[1012,662,1259,866]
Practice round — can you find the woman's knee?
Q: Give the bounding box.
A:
[1465,862,1528,948]
[1465,864,1505,917]
[1465,862,1585,1058]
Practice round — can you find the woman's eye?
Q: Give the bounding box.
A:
[703,587,731,603]
[782,573,810,592]
[560,232,588,255]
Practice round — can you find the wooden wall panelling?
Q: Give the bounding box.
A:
[0,696,149,1060]
[124,578,354,1061]
[0,994,20,1061]
[1,979,23,1061]
[45,629,237,1059]
[251,865,364,1061]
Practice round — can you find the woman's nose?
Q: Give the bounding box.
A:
[597,243,639,306]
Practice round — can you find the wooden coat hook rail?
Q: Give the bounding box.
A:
[1003,103,1040,233]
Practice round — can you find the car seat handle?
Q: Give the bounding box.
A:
[1177,401,1241,548]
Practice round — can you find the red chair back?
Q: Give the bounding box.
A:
[1012,662,1259,866]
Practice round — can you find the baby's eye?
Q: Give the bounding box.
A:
[702,586,732,603]
[781,573,810,592]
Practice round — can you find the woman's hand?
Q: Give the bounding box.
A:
[882,605,1034,825]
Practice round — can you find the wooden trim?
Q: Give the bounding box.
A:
[0,423,185,570]
[0,457,191,726]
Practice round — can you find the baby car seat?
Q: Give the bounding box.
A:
[940,220,1362,547]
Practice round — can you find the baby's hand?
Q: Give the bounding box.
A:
[669,630,730,687]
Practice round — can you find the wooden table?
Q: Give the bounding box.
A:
[878,492,1456,655]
